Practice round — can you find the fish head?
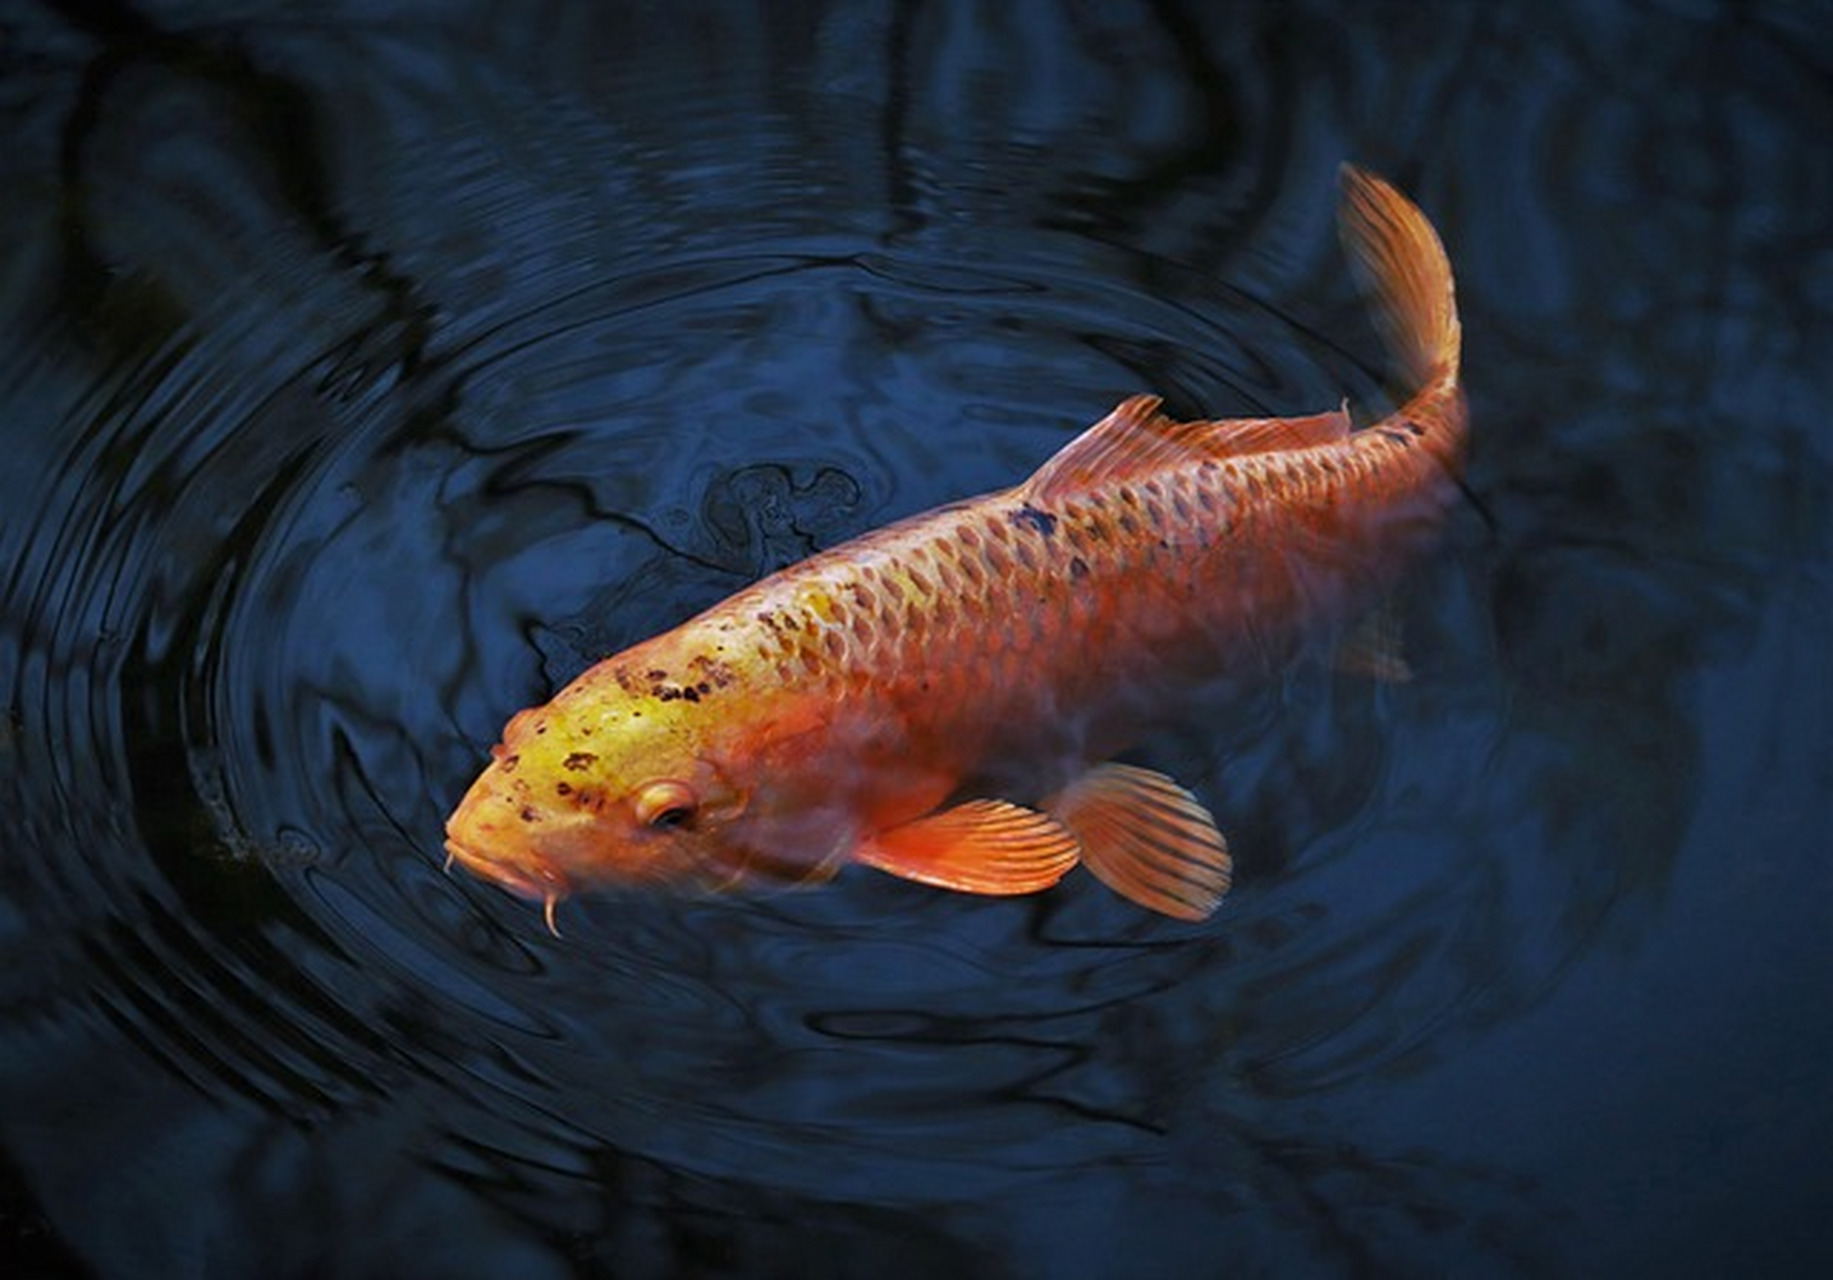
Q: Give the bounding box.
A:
[443,670,760,915]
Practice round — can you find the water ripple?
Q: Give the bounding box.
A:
[1,3,1824,1277]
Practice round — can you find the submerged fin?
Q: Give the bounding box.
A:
[855,800,1081,896]
[1048,764,1231,921]
[1024,394,1349,507]
[1334,602,1413,683]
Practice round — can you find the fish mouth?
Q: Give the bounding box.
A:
[443,837,547,899]
[443,835,571,935]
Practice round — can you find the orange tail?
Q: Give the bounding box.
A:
[1338,165,1462,397]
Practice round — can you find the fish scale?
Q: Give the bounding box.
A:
[741,420,1446,756]
[444,167,1466,924]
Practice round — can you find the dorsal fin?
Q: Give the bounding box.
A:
[1024,393,1350,506]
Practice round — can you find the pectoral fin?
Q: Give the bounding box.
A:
[855,800,1081,896]
[1048,764,1232,921]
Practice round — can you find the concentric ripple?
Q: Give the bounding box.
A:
[3,4,1823,1277]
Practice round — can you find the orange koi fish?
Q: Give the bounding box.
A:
[445,167,1465,929]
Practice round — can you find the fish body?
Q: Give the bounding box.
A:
[445,167,1466,925]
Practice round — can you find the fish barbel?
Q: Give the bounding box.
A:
[445,166,1465,927]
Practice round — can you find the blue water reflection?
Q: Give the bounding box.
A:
[1,2,1828,1277]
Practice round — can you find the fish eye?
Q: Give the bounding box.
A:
[634,780,698,831]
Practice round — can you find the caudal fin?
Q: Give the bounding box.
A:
[1338,166,1461,395]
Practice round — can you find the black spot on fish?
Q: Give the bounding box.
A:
[1070,556,1089,579]
[519,806,538,823]
[563,752,597,771]
[648,668,668,681]
[1011,505,1057,537]
[555,781,572,796]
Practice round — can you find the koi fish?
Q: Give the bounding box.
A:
[445,166,1465,929]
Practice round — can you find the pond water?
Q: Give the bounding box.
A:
[2,2,1828,1277]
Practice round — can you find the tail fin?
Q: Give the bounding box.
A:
[1338,166,1461,394]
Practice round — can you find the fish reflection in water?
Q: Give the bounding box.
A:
[445,167,1467,931]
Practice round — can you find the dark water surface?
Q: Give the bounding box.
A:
[3,2,1829,1277]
